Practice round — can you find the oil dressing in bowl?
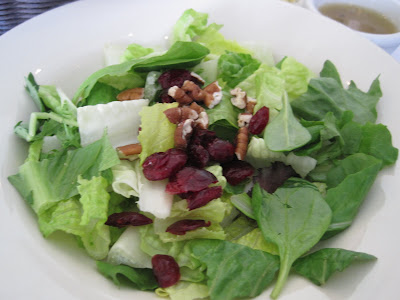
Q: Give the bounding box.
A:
[319,3,398,34]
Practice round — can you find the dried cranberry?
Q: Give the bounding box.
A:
[255,162,298,193]
[158,69,202,89]
[166,219,211,235]
[142,149,188,181]
[249,106,269,135]
[207,138,235,163]
[105,212,153,228]
[160,90,174,103]
[187,144,210,168]
[222,160,255,186]
[166,167,217,194]
[152,254,180,288]
[190,128,217,147]
[186,186,223,210]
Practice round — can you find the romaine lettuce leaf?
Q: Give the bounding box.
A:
[156,281,209,300]
[96,261,158,290]
[153,199,229,242]
[8,134,120,215]
[138,102,178,163]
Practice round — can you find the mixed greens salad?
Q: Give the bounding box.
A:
[8,9,398,300]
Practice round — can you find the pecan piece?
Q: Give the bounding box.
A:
[235,127,249,160]
[117,143,142,156]
[181,80,206,101]
[164,107,198,124]
[194,111,209,129]
[238,113,253,128]
[175,119,194,149]
[230,87,247,109]
[117,87,145,101]
[203,81,222,108]
[168,86,193,105]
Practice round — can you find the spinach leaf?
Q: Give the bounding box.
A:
[264,92,311,151]
[252,179,332,299]
[324,153,382,237]
[359,123,398,168]
[189,239,280,300]
[96,261,158,290]
[73,41,209,104]
[293,248,376,285]
[291,66,382,124]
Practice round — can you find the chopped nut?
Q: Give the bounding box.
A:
[182,80,206,101]
[194,111,209,129]
[117,88,145,101]
[175,119,194,149]
[235,127,249,160]
[190,72,205,85]
[238,113,253,128]
[246,97,257,114]
[117,143,142,156]
[230,87,247,109]
[189,102,205,114]
[168,86,193,105]
[203,81,222,108]
[164,107,198,124]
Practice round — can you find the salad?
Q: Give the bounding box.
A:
[8,8,398,300]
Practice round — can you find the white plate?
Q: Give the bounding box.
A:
[0,0,399,299]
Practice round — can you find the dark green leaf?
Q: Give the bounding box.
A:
[25,73,45,112]
[96,261,158,290]
[293,248,376,285]
[189,239,280,300]
[252,179,332,298]
[324,153,381,237]
[291,74,382,124]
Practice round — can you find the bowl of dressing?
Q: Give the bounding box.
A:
[303,0,400,53]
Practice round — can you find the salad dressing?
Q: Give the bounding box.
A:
[319,4,398,34]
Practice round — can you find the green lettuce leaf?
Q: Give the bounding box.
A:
[8,134,120,215]
[120,43,154,63]
[293,248,376,286]
[96,261,158,290]
[156,282,209,300]
[217,51,261,88]
[138,102,178,163]
[234,228,278,255]
[153,199,229,242]
[189,239,280,300]
[77,176,111,260]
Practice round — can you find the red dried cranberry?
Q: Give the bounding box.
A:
[186,186,223,210]
[160,90,174,103]
[152,255,180,288]
[207,138,235,163]
[105,212,153,228]
[249,106,269,135]
[166,167,217,194]
[255,162,298,193]
[158,69,202,89]
[142,149,188,181]
[166,219,211,235]
[190,128,217,147]
[187,144,210,168]
[222,160,255,186]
